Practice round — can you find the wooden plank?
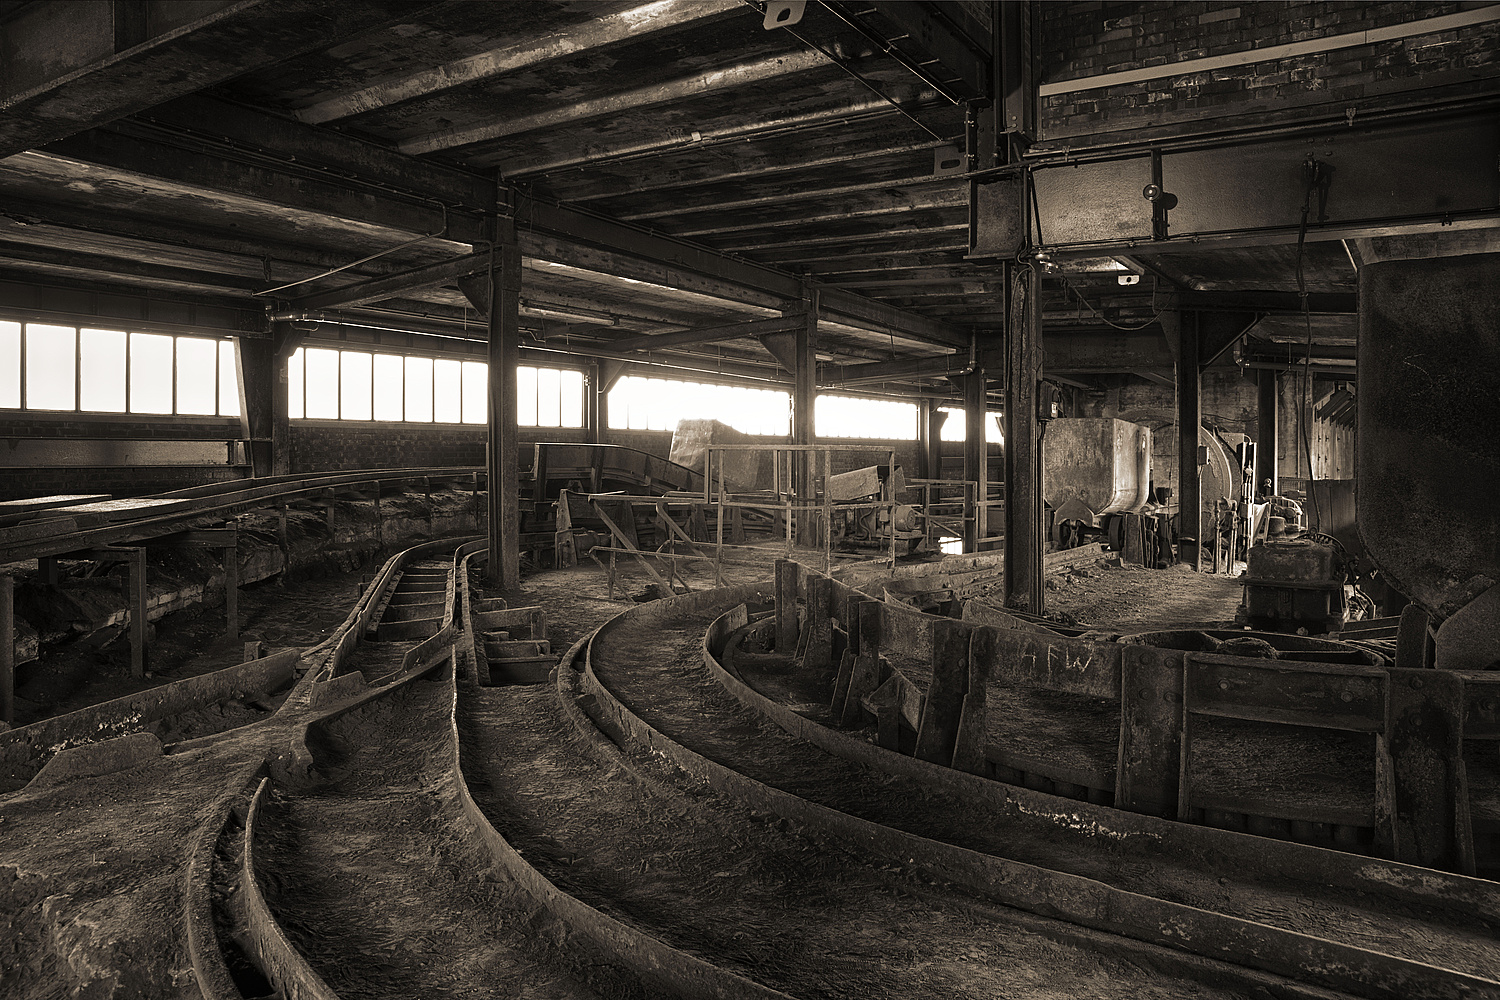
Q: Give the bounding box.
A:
[839,601,884,729]
[1184,656,1385,733]
[914,619,971,764]
[1384,668,1465,869]
[1462,673,1500,739]
[951,626,996,775]
[1116,645,1185,816]
[803,575,835,670]
[983,628,1123,698]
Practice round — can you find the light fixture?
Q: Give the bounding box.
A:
[1142,183,1163,202]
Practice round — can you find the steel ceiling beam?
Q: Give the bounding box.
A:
[297,0,743,124]
[860,1,991,99]
[606,316,804,353]
[399,48,831,155]
[0,0,431,158]
[0,240,266,293]
[22,99,971,351]
[820,353,968,385]
[496,94,931,176]
[289,251,493,311]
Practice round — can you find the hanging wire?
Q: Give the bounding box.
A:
[255,203,450,297]
[1060,275,1164,332]
[742,0,944,141]
[1294,159,1322,527]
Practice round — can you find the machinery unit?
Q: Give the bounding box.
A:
[1043,417,1152,547]
[827,464,923,550]
[1239,532,1352,634]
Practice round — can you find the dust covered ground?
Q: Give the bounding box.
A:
[1030,559,1246,631]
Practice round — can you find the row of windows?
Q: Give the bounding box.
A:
[285,348,586,427]
[0,323,1001,443]
[0,321,239,416]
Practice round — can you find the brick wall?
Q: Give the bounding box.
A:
[1039,2,1499,139]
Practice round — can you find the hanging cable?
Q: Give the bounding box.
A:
[742,0,944,141]
[1059,275,1164,332]
[255,203,450,297]
[1295,156,1322,528]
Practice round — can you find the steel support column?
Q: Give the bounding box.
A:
[963,368,987,553]
[1256,369,1279,497]
[1,574,12,725]
[1177,312,1202,568]
[794,287,818,544]
[1004,266,1043,611]
[269,322,303,477]
[588,362,607,445]
[487,218,522,590]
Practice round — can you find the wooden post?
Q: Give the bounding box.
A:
[487,216,523,590]
[952,626,995,775]
[1177,310,1202,568]
[1382,668,1467,870]
[804,574,834,670]
[1,574,13,725]
[774,559,799,654]
[915,619,972,765]
[840,600,884,729]
[129,546,147,679]
[1004,264,1044,611]
[829,594,866,717]
[1115,644,1184,815]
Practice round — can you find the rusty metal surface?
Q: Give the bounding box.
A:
[1358,254,1500,619]
[1042,417,1152,518]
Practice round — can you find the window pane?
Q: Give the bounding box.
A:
[373,354,404,420]
[25,324,76,410]
[461,361,487,424]
[218,341,240,417]
[535,367,561,427]
[815,395,915,440]
[434,359,461,422]
[0,321,18,408]
[561,369,584,428]
[176,337,219,415]
[304,348,339,419]
[939,407,1002,443]
[607,375,789,436]
[404,356,433,422]
[80,329,127,412]
[340,351,372,420]
[517,366,538,427]
[287,348,305,419]
[129,332,174,413]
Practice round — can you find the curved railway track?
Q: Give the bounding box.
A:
[4,537,1496,999]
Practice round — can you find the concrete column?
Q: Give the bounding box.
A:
[269,323,303,476]
[925,405,948,482]
[1256,368,1278,496]
[962,367,986,552]
[487,218,523,590]
[1176,311,1201,568]
[1004,265,1043,611]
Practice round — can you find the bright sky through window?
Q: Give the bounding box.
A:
[815,395,916,440]
[25,324,75,410]
[80,329,127,412]
[282,348,582,427]
[939,406,1004,444]
[608,376,789,435]
[129,333,174,414]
